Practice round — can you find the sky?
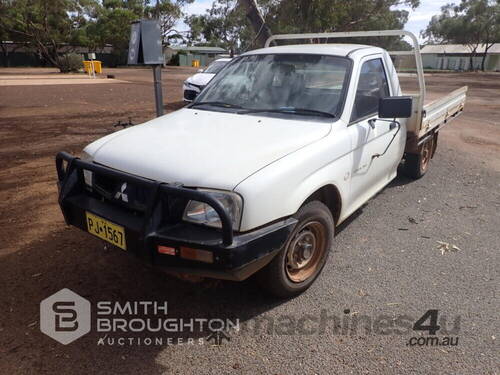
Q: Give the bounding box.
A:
[178,0,451,43]
[398,0,450,41]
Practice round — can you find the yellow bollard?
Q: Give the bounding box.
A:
[93,61,102,74]
[83,60,102,74]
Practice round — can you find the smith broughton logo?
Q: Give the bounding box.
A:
[40,288,91,345]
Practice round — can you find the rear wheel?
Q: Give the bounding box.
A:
[431,132,439,157]
[404,135,435,179]
[256,201,334,298]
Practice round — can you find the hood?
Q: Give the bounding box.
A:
[186,73,216,87]
[85,109,331,190]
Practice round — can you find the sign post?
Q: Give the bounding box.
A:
[152,65,163,117]
[128,20,164,117]
[88,52,96,79]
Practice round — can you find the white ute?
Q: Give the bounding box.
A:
[56,31,467,297]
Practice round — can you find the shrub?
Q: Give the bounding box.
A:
[57,53,83,73]
[167,52,180,66]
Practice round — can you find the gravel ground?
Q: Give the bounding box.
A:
[0,68,498,374]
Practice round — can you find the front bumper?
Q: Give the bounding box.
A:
[55,152,296,281]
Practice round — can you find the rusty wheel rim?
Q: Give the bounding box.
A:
[420,139,433,173]
[285,221,326,283]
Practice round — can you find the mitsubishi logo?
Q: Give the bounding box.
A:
[114,182,128,202]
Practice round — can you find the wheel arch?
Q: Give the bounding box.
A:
[302,184,342,225]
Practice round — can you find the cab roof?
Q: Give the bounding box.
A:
[243,43,382,57]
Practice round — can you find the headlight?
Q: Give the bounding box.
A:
[183,189,243,231]
[81,151,93,189]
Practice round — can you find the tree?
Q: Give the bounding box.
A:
[145,0,194,44]
[259,0,420,49]
[85,0,142,65]
[83,0,194,64]
[185,0,255,55]
[422,0,500,71]
[0,0,193,69]
[0,0,98,70]
[187,0,420,53]
[238,0,272,48]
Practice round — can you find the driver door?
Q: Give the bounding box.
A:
[347,56,402,209]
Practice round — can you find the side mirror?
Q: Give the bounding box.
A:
[378,96,412,118]
[197,68,204,73]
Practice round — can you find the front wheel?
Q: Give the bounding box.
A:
[256,201,334,298]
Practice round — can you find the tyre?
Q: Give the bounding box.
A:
[431,132,439,158]
[256,201,334,298]
[404,136,434,179]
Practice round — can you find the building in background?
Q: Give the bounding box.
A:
[420,44,500,71]
[163,46,228,67]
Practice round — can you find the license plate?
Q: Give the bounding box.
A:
[85,212,126,250]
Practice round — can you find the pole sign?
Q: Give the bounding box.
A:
[127,20,163,65]
[127,19,165,117]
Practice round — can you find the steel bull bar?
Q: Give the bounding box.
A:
[55,152,296,280]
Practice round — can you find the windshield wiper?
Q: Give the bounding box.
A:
[238,107,335,118]
[189,101,244,109]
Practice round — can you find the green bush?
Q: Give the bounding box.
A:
[167,53,180,66]
[57,53,83,73]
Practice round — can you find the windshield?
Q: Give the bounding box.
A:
[203,60,229,74]
[194,54,351,117]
